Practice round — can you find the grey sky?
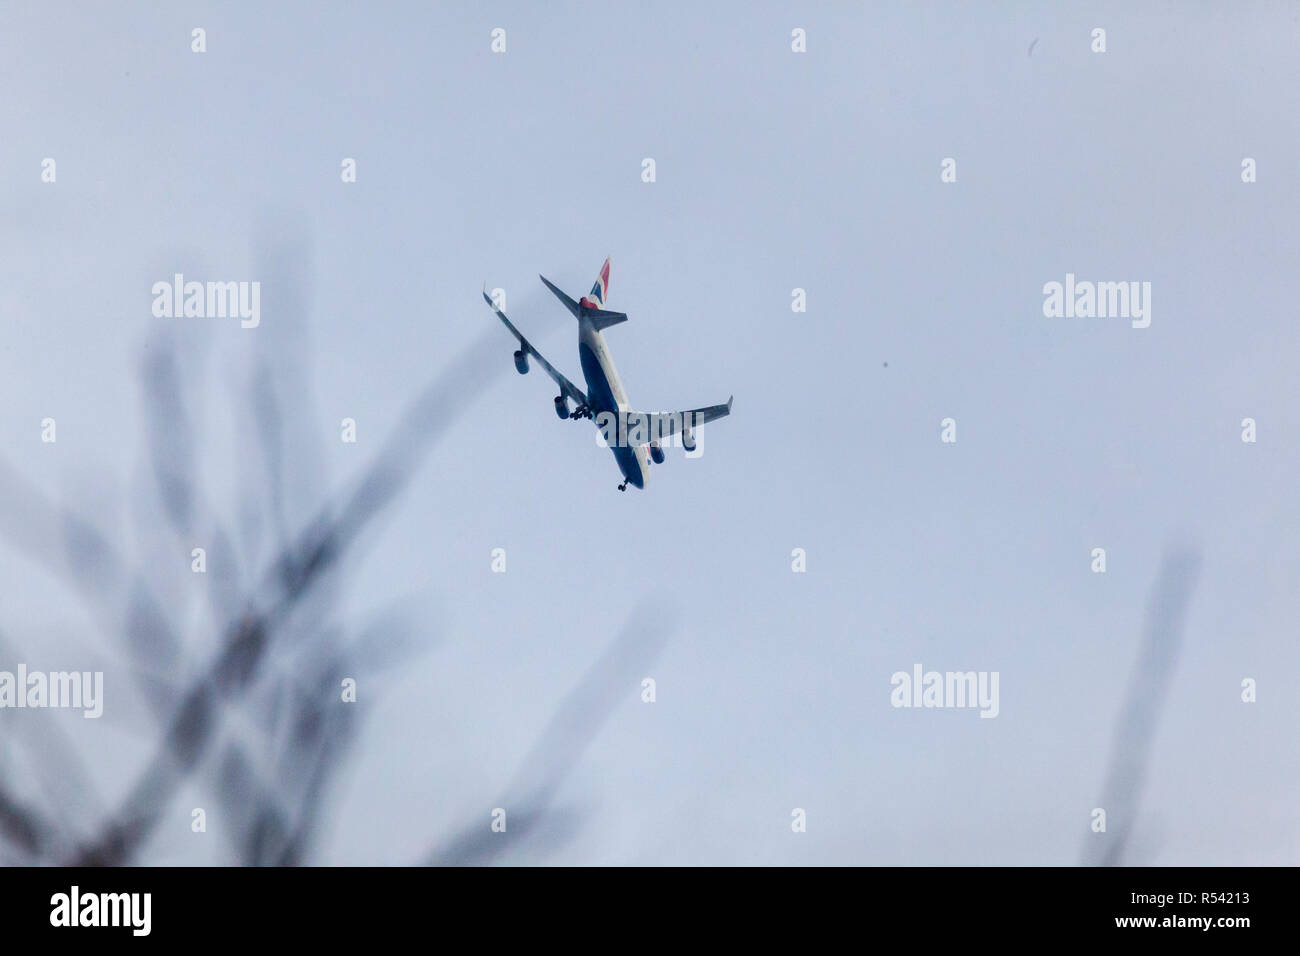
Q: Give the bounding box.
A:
[1,2,1296,864]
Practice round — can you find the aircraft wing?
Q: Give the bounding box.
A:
[628,396,733,439]
[483,287,588,408]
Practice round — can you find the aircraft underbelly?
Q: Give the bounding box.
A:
[579,333,645,488]
[578,333,626,411]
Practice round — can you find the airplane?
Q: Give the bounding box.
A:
[482,258,732,491]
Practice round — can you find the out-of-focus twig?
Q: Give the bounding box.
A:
[1082,546,1201,866]
[428,603,677,865]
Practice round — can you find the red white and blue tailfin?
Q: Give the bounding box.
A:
[538,257,628,331]
[580,257,611,310]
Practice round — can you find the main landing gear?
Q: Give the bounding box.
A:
[617,479,629,491]
[571,404,593,421]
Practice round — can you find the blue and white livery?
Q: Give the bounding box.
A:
[483,258,733,491]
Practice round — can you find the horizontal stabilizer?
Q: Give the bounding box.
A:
[587,308,627,332]
[539,274,581,318]
[541,273,627,330]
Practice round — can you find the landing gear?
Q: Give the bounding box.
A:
[571,404,592,421]
[618,480,628,491]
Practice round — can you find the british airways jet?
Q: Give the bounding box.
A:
[482,258,732,491]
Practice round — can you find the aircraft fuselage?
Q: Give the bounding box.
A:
[577,317,650,489]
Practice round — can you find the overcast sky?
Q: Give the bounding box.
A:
[1,1,1297,864]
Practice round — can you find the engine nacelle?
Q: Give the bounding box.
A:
[554,395,570,419]
[649,441,664,464]
[681,426,696,452]
[513,350,529,374]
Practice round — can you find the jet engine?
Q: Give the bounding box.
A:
[649,441,665,464]
[513,350,529,374]
[681,426,696,452]
[554,395,570,419]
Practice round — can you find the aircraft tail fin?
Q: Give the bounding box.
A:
[579,257,611,310]
[541,259,625,330]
